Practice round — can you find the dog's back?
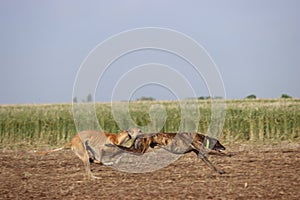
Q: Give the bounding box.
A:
[114,131,226,156]
[134,132,224,153]
[152,132,197,154]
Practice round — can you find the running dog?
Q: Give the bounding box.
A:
[114,132,230,174]
[34,128,141,180]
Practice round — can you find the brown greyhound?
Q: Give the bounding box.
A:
[34,128,142,180]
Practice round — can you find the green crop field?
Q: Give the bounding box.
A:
[0,99,299,148]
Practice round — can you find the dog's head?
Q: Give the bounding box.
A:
[117,130,133,145]
[204,136,226,152]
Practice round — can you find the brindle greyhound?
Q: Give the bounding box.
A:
[112,132,232,174]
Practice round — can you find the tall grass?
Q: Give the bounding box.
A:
[0,99,299,147]
[0,104,75,146]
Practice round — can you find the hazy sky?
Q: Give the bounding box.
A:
[0,0,299,104]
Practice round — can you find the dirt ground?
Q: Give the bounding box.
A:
[1,143,299,200]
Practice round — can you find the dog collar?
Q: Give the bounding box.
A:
[206,138,210,149]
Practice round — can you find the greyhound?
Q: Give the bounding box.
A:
[34,128,142,180]
[113,132,231,174]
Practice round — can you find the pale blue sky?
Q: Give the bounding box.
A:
[0,0,299,104]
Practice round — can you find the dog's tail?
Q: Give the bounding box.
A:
[32,141,72,155]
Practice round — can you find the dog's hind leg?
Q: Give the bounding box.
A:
[72,143,101,180]
[83,152,102,180]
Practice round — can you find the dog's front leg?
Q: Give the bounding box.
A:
[208,151,236,157]
[91,147,103,165]
[197,152,225,174]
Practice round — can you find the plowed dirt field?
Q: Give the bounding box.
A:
[1,143,299,199]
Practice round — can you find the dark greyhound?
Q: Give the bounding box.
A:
[111,132,232,174]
